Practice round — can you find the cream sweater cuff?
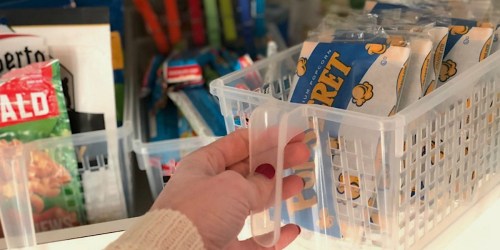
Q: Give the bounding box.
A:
[106,209,205,250]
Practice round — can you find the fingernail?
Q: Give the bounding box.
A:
[296,225,301,234]
[255,163,275,179]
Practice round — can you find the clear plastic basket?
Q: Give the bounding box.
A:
[210,44,500,249]
[0,124,132,249]
[133,137,217,198]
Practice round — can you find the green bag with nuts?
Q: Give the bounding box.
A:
[0,60,85,234]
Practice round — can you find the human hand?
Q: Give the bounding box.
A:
[151,128,310,249]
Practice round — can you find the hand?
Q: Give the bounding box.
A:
[151,128,310,249]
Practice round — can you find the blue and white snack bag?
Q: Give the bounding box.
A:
[437,19,494,87]
[286,39,410,238]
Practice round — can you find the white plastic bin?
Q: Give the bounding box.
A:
[209,44,499,249]
[0,124,132,249]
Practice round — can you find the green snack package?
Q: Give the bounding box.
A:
[0,60,85,233]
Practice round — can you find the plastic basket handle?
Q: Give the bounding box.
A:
[0,146,36,249]
[249,102,310,247]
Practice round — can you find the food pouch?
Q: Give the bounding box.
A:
[168,87,226,137]
[286,31,410,238]
[0,60,85,233]
[0,34,49,77]
[386,33,433,111]
[366,3,451,96]
[366,1,495,87]
[437,18,494,87]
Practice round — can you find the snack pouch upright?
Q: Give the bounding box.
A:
[366,2,450,96]
[286,35,410,238]
[0,60,85,233]
[379,29,434,110]
[382,33,433,111]
[366,1,495,87]
[437,18,494,86]
[0,34,49,77]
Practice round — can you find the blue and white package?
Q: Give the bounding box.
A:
[366,1,495,87]
[168,87,226,137]
[286,40,410,238]
[437,18,494,87]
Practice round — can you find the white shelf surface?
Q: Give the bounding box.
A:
[5,184,496,250]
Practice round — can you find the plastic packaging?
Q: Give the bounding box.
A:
[168,87,226,137]
[0,34,49,77]
[366,1,496,87]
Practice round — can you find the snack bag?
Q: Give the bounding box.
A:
[286,35,410,238]
[168,87,226,137]
[0,34,49,77]
[389,33,433,111]
[366,2,450,95]
[0,60,85,234]
[366,1,495,87]
[437,18,494,87]
[420,26,449,95]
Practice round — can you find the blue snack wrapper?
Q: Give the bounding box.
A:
[286,40,410,238]
[168,87,226,137]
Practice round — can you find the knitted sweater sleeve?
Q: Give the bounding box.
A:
[106,209,205,250]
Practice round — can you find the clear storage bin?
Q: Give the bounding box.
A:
[0,124,132,249]
[209,44,500,249]
[134,137,216,198]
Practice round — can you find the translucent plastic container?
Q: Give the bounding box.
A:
[210,44,500,249]
[134,137,217,198]
[0,125,132,249]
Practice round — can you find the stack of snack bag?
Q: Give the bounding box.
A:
[279,0,498,245]
[285,15,411,241]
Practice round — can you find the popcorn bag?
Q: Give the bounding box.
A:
[437,18,494,87]
[0,60,85,235]
[285,31,410,238]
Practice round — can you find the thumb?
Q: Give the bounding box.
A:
[226,224,301,250]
